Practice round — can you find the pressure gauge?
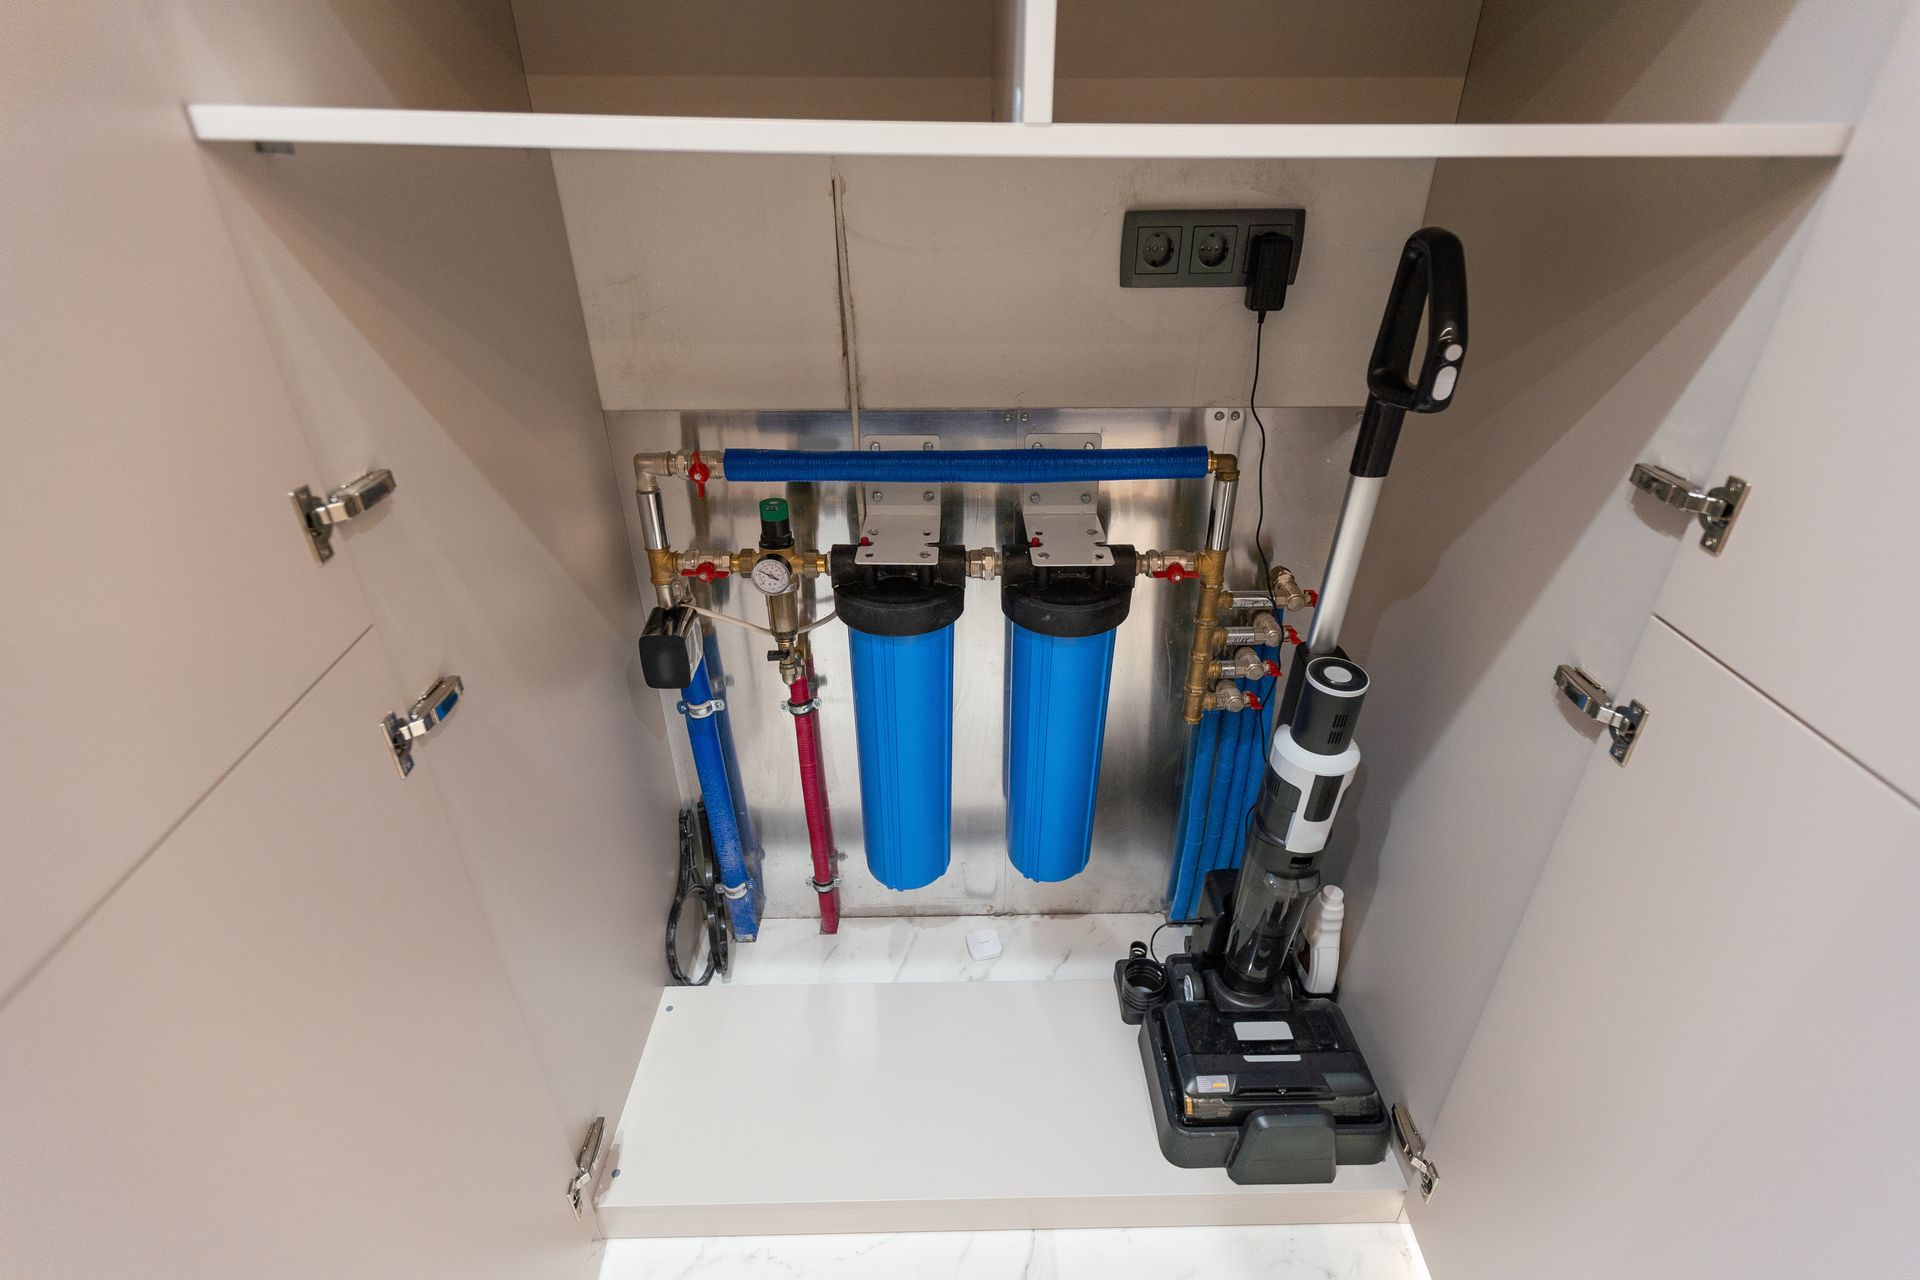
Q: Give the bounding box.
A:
[749,555,794,595]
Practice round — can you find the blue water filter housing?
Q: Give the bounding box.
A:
[830,544,969,891]
[1000,545,1139,882]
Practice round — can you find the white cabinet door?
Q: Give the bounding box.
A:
[0,0,371,998]
[200,139,683,1130]
[0,634,591,1280]
[1411,618,1920,1279]
[1654,2,1920,803]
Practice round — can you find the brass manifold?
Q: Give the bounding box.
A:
[1180,452,1240,725]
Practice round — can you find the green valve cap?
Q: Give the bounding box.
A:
[759,498,789,522]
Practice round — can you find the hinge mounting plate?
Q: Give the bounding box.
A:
[1391,1103,1439,1202]
[568,1116,606,1219]
[1629,462,1749,555]
[291,468,396,564]
[1553,664,1648,766]
[381,675,463,777]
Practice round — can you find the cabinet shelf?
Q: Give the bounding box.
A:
[188,105,1850,160]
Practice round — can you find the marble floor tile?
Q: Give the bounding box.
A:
[727,912,1168,984]
[600,1224,1428,1280]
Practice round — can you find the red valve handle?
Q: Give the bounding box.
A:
[1153,563,1191,583]
[687,450,711,499]
[1263,660,1281,678]
[1246,692,1264,712]
[1284,624,1303,646]
[680,560,729,582]
[1305,588,1319,606]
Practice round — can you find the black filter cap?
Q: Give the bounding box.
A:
[829,544,967,637]
[999,545,1138,638]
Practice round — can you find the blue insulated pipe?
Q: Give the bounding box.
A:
[680,658,759,939]
[721,446,1211,485]
[1167,712,1221,919]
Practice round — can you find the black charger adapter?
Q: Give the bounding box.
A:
[1244,231,1296,318]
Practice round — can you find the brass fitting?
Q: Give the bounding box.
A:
[1180,548,1231,724]
[645,546,679,588]
[727,546,825,577]
[1137,549,1198,579]
[966,547,1002,580]
[1208,679,1261,713]
[1268,564,1311,612]
[1214,646,1273,680]
[632,450,723,484]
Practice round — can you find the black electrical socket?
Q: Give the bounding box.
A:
[1119,208,1305,289]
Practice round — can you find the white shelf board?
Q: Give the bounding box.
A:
[188,106,1850,159]
[597,979,1407,1237]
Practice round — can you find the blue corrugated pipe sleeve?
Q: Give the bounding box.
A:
[680,660,758,939]
[722,446,1210,484]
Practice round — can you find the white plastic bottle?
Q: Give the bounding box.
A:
[1299,885,1345,995]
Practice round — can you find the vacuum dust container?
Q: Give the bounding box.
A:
[1001,545,1138,882]
[829,544,967,891]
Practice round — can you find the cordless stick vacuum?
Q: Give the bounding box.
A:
[1221,226,1469,1001]
[1121,228,1468,1185]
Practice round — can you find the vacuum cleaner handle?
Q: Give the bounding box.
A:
[1350,227,1468,478]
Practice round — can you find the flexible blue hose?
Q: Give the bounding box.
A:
[1177,709,1244,920]
[1167,712,1219,916]
[1224,646,1280,871]
[1208,708,1257,888]
[721,446,1210,484]
[680,660,758,939]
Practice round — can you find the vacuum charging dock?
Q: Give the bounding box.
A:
[1118,872,1390,1184]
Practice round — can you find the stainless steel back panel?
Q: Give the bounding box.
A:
[608,408,1356,919]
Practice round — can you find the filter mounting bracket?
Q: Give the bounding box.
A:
[857,435,942,567]
[1021,432,1111,568]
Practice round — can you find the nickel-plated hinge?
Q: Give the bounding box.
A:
[567,1116,606,1219]
[291,468,396,564]
[1391,1103,1439,1202]
[381,675,463,777]
[1628,462,1749,555]
[1553,664,1648,766]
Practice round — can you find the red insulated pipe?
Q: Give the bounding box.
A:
[789,671,841,934]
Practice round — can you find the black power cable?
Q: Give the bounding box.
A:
[1243,231,1293,590]
[1248,318,1274,588]
[665,806,729,986]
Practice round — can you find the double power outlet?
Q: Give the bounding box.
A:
[1118,207,1306,290]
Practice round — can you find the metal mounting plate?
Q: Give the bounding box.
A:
[856,434,941,567]
[1021,432,1111,568]
[381,674,463,777]
[1553,664,1648,767]
[1629,462,1749,555]
[291,468,396,564]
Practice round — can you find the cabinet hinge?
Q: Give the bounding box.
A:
[1628,462,1749,555]
[567,1116,606,1220]
[1553,664,1648,766]
[291,468,396,564]
[1391,1102,1440,1202]
[380,675,463,777]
